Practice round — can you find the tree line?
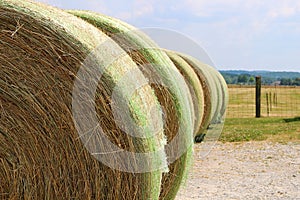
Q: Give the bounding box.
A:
[220,72,300,86]
[279,78,300,86]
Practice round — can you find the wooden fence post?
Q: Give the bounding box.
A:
[256,76,262,118]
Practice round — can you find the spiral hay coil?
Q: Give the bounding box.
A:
[69,10,195,200]
[0,0,168,199]
[0,1,228,199]
[165,50,204,137]
[178,53,228,143]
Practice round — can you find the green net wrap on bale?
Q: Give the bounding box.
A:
[207,65,229,121]
[172,55,212,138]
[178,53,228,144]
[182,56,228,125]
[69,10,195,200]
[165,50,204,137]
[0,0,168,199]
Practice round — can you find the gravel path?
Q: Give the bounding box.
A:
[175,142,300,200]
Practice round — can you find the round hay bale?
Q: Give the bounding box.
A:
[68,10,195,200]
[165,50,204,137]
[194,63,228,147]
[0,0,167,199]
[178,54,218,121]
[205,64,229,123]
[178,53,228,142]
[175,55,213,139]
[202,64,223,124]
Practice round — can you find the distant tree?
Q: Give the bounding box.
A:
[280,78,293,86]
[263,77,274,85]
[220,70,300,86]
[293,78,300,86]
[225,76,233,84]
[249,76,255,85]
[237,74,249,84]
[220,73,238,84]
[221,74,232,84]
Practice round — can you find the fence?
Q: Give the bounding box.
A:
[226,85,300,118]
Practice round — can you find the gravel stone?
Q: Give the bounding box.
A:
[176,142,300,200]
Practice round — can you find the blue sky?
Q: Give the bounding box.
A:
[37,0,300,72]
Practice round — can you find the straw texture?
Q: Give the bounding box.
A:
[178,53,228,141]
[69,10,195,200]
[0,1,167,199]
[166,50,204,137]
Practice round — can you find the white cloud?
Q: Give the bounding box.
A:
[116,12,133,21]
[182,0,293,15]
[267,2,300,19]
[86,0,110,14]
[37,0,63,7]
[33,0,300,71]
[183,0,242,16]
[133,0,154,15]
[98,0,155,21]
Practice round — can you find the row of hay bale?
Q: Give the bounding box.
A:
[0,0,228,199]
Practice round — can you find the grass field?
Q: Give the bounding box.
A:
[227,85,300,118]
[221,85,300,143]
[221,117,300,143]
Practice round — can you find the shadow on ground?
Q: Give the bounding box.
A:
[284,117,300,123]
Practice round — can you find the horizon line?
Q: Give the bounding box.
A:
[217,69,300,73]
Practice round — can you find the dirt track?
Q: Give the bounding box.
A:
[175,142,300,200]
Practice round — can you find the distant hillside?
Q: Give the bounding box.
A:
[219,70,300,85]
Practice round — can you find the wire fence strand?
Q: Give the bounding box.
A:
[226,85,300,118]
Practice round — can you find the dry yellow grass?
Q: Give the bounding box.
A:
[0,1,167,199]
[227,85,300,118]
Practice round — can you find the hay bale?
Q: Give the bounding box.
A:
[205,64,229,123]
[195,63,228,147]
[175,55,212,138]
[178,54,217,121]
[165,50,204,137]
[0,0,167,199]
[202,64,223,124]
[69,10,195,200]
[178,53,228,141]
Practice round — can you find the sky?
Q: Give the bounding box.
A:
[37,0,300,72]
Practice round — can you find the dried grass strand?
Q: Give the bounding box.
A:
[0,1,166,199]
[69,10,195,200]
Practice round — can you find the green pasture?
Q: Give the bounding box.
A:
[226,85,300,118]
[221,117,300,143]
[221,85,300,143]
